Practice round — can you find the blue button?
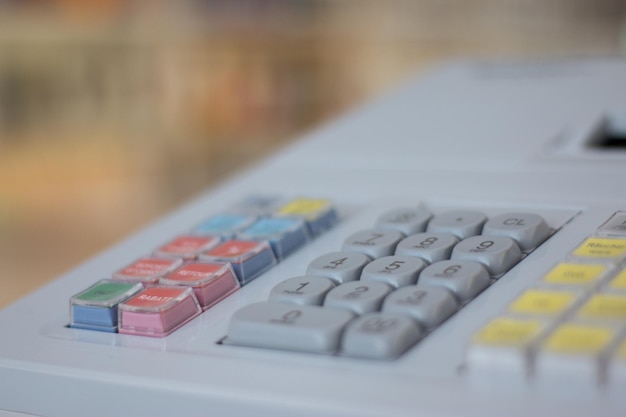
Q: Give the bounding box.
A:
[239,218,308,260]
[192,214,256,238]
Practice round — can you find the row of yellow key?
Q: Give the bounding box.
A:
[468,227,626,381]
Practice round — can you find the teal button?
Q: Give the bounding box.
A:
[242,218,298,238]
[193,214,255,237]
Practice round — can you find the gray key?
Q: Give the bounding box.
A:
[451,236,522,276]
[306,251,371,284]
[376,207,432,236]
[341,313,422,359]
[417,260,490,302]
[383,286,457,328]
[597,211,626,237]
[395,232,459,263]
[269,276,336,305]
[360,255,428,288]
[482,213,550,251]
[324,281,393,315]
[226,302,355,354]
[342,228,404,259]
[427,210,487,239]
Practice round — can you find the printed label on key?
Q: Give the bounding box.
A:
[572,237,626,259]
[508,289,576,316]
[542,263,607,286]
[473,317,544,347]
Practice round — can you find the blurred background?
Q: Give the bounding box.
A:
[1,0,625,308]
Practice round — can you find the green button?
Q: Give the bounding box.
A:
[74,280,141,307]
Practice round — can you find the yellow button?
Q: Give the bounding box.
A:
[572,237,626,259]
[473,317,544,347]
[542,263,606,286]
[543,323,614,355]
[578,294,626,320]
[509,289,576,316]
[609,268,626,291]
[278,198,330,219]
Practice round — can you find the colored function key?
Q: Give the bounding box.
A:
[118,286,202,337]
[153,235,220,260]
[473,317,545,348]
[160,262,240,310]
[192,214,257,238]
[276,198,338,236]
[536,323,617,378]
[577,294,626,322]
[571,237,626,261]
[200,240,277,285]
[237,217,308,260]
[70,280,143,332]
[113,257,183,286]
[542,263,607,287]
[467,317,546,372]
[508,289,577,317]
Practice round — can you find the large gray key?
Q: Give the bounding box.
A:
[482,213,550,251]
[269,276,336,305]
[382,286,457,328]
[451,235,522,276]
[376,207,432,236]
[342,229,404,259]
[226,302,355,354]
[427,210,487,239]
[395,232,459,263]
[360,255,428,288]
[306,251,371,284]
[341,313,422,359]
[324,281,393,315]
[417,260,490,302]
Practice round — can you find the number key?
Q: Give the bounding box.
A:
[269,276,336,305]
[417,260,490,302]
[451,236,522,276]
[342,229,404,259]
[306,251,371,284]
[360,255,428,288]
[342,313,423,359]
[395,233,459,264]
[324,281,393,314]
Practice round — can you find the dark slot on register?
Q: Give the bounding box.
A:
[589,114,626,149]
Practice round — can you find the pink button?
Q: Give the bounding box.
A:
[113,257,182,286]
[153,235,220,260]
[160,263,240,310]
[118,286,202,337]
